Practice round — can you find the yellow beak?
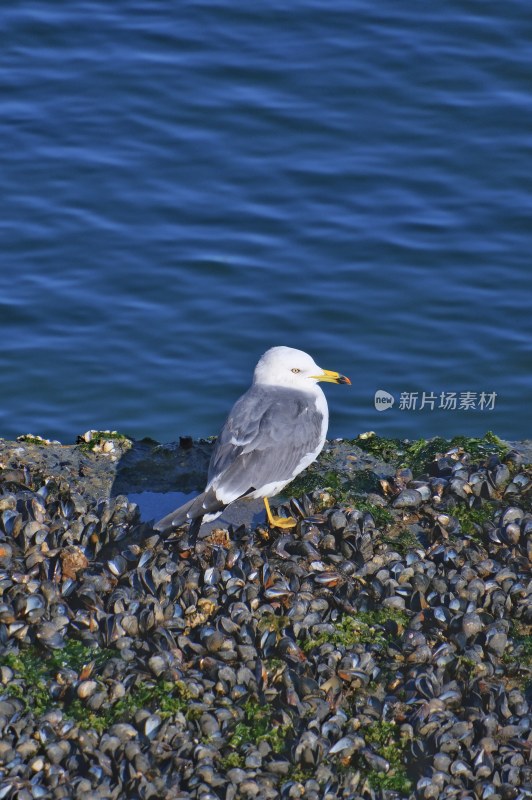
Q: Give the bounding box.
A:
[312,369,351,385]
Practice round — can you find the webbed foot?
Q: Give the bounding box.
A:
[263,497,297,529]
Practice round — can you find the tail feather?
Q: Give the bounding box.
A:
[153,495,200,533]
[153,488,225,535]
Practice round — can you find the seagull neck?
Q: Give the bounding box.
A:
[253,377,321,396]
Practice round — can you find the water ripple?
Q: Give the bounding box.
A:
[1,1,531,442]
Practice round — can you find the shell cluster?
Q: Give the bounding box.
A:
[0,444,531,799]
[75,430,132,459]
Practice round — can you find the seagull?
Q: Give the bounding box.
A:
[154,346,350,539]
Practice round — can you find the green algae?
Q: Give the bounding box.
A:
[1,642,115,718]
[77,430,132,452]
[257,612,290,637]
[327,718,412,794]
[16,435,53,446]
[285,468,344,498]
[382,526,422,554]
[287,468,382,502]
[285,434,509,539]
[355,431,508,475]
[68,679,191,734]
[453,502,496,539]
[0,642,191,733]
[302,609,409,652]
[364,721,412,793]
[219,751,245,769]
[2,649,55,716]
[353,435,403,463]
[504,622,532,668]
[226,700,292,754]
[403,431,508,474]
[354,500,394,528]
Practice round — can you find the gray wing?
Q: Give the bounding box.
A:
[207,385,324,503]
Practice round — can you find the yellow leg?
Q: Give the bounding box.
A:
[263,497,297,529]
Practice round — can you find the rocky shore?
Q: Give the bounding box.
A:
[0,431,530,799]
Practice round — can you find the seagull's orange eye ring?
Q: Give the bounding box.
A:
[291,368,301,373]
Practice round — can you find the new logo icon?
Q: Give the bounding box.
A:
[374,390,395,412]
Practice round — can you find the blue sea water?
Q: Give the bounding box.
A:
[1,1,531,444]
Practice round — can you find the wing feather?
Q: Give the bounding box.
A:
[207,385,324,503]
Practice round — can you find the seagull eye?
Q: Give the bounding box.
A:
[291,368,301,373]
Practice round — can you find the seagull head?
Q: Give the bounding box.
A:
[253,346,351,389]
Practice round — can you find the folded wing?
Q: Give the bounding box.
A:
[208,384,324,504]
